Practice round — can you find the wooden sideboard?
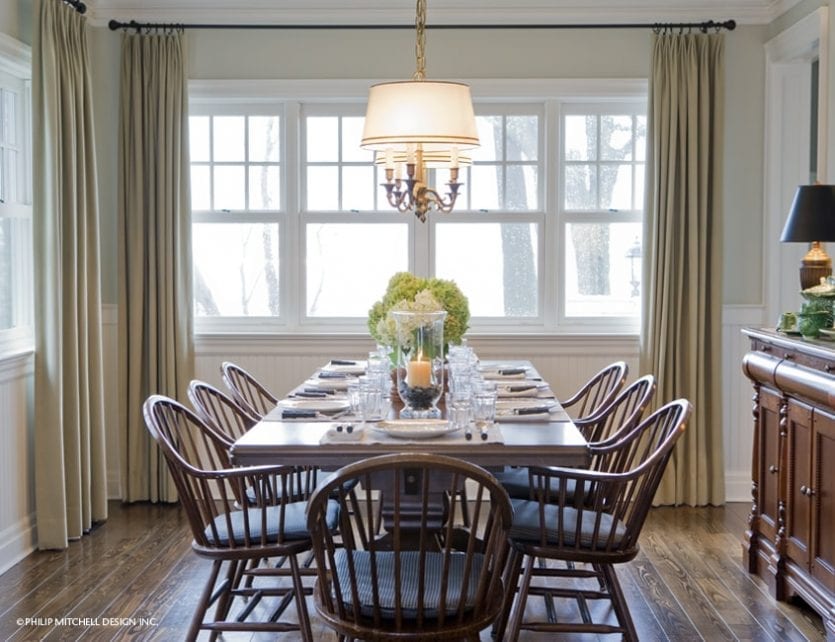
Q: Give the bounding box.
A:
[742,328,835,638]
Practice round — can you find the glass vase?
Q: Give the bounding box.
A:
[391,310,447,419]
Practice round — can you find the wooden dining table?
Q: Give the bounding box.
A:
[230,360,590,471]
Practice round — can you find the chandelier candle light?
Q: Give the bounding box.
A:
[361,0,480,222]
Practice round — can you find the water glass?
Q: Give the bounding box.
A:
[472,386,497,429]
[347,381,361,417]
[358,385,383,423]
[445,392,472,432]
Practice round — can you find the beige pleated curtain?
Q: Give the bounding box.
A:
[640,32,725,506]
[32,0,108,549]
[118,32,194,502]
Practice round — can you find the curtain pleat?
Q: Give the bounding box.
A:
[640,33,725,506]
[32,0,108,549]
[118,32,194,503]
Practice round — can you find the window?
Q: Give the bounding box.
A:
[189,108,284,323]
[189,81,645,334]
[561,106,646,323]
[0,52,32,354]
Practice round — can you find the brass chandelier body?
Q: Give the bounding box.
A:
[361,0,480,222]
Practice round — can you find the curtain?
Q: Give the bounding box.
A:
[32,0,108,549]
[118,32,194,502]
[640,32,725,506]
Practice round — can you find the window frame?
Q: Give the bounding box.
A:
[188,79,647,336]
[557,101,647,333]
[0,34,33,358]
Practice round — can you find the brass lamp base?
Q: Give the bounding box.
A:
[799,241,832,290]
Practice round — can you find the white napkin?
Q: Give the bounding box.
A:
[319,426,365,444]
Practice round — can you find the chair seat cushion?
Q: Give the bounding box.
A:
[509,498,626,549]
[494,467,578,500]
[333,549,485,619]
[205,499,339,545]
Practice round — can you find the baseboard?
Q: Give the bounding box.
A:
[725,471,753,503]
[0,513,36,575]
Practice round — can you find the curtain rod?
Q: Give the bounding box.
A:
[108,19,736,33]
[64,0,87,14]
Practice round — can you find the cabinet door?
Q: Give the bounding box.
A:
[757,388,783,543]
[785,399,812,567]
[811,409,835,591]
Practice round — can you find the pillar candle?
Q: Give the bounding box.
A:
[407,359,432,388]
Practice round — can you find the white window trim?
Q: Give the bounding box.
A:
[0,33,32,359]
[189,78,647,337]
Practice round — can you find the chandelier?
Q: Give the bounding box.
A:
[360,0,480,222]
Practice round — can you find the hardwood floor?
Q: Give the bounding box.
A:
[0,501,826,641]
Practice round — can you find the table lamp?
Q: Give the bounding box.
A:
[780,184,835,290]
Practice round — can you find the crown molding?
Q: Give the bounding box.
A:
[0,33,31,79]
[84,0,796,28]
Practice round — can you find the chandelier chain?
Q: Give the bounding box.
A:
[413,0,426,81]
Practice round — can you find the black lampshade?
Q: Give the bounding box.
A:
[780,184,835,242]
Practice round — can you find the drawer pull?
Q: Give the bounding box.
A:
[805,487,816,497]
[769,465,778,474]
[783,353,793,359]
[826,365,834,373]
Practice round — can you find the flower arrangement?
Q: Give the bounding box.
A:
[368,272,470,349]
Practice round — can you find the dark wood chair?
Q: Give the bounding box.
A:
[306,452,513,641]
[143,394,338,642]
[494,398,692,641]
[561,360,629,421]
[220,361,279,419]
[187,378,259,448]
[495,374,656,500]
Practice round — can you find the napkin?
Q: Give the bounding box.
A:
[281,409,317,419]
[320,426,365,444]
[496,384,542,398]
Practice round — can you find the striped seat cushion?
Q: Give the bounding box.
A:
[509,498,626,549]
[494,468,579,500]
[333,549,485,619]
[205,499,339,545]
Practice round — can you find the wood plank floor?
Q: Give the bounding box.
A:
[0,501,826,641]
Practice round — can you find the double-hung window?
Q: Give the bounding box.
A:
[0,38,33,355]
[189,106,284,329]
[560,104,646,328]
[189,80,645,335]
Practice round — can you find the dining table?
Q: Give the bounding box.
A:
[230,360,590,471]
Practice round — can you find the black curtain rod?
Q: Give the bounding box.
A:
[64,0,87,14]
[108,18,736,33]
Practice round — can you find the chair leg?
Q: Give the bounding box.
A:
[210,559,241,637]
[188,559,223,642]
[506,552,536,640]
[288,552,313,642]
[601,563,638,641]
[492,547,521,641]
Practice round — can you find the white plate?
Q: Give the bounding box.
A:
[277,398,351,413]
[375,420,458,439]
[496,399,557,412]
[322,360,367,376]
[305,377,351,391]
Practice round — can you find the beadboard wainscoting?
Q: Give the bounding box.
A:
[0,351,34,575]
[722,305,769,502]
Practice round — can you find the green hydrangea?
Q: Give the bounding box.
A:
[368,272,470,348]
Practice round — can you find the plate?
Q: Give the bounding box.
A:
[322,360,367,376]
[305,377,351,391]
[277,398,351,413]
[375,420,457,439]
[777,327,802,336]
[818,328,835,340]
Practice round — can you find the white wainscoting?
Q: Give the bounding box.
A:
[0,351,34,575]
[722,305,768,502]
